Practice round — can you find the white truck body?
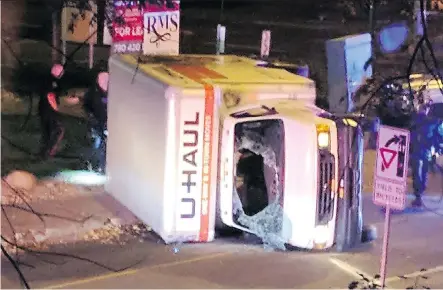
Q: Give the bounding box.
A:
[106,54,346,249]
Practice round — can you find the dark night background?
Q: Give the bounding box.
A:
[3,0,441,96]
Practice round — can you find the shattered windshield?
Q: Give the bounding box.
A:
[232,119,287,251]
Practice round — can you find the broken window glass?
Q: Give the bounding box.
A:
[232,119,287,251]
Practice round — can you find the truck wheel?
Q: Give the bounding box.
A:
[361,224,377,243]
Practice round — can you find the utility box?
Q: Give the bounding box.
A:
[326,33,373,114]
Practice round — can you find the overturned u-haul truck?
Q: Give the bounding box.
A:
[106,54,367,251]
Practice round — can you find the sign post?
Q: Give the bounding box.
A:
[52,11,58,64]
[62,40,67,65]
[89,25,94,69]
[373,125,410,288]
[260,30,271,59]
[216,24,226,55]
[414,0,426,37]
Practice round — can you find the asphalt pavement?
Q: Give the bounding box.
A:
[2,195,443,289]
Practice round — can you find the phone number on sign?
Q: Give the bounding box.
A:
[113,42,142,54]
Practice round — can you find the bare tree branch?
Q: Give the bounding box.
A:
[1,244,31,289]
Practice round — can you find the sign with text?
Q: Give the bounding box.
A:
[260,29,271,58]
[143,1,180,56]
[113,41,143,54]
[61,1,97,44]
[373,125,410,210]
[176,98,204,234]
[112,0,143,54]
[171,64,216,241]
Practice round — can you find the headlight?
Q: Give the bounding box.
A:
[318,132,330,148]
[316,124,330,149]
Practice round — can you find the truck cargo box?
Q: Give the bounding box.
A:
[106,54,320,245]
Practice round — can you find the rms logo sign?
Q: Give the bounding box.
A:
[143,10,180,55]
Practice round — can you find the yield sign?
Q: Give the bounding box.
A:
[380,148,397,171]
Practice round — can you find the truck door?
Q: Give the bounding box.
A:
[219,114,252,232]
[219,106,280,232]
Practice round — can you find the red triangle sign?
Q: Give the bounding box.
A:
[380,148,397,170]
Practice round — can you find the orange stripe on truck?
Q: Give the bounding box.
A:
[199,85,215,242]
[168,64,223,242]
[168,65,227,83]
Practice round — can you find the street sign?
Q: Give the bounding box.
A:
[373,125,410,210]
[260,30,271,59]
[112,1,144,54]
[143,1,180,56]
[373,125,410,288]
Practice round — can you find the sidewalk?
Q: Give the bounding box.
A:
[1,91,143,248]
[1,180,141,247]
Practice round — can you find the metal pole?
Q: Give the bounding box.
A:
[52,11,58,64]
[89,41,94,69]
[369,0,375,61]
[220,0,225,22]
[62,40,67,65]
[216,24,226,55]
[414,0,426,37]
[89,25,94,69]
[260,30,271,59]
[379,204,391,288]
[368,1,374,31]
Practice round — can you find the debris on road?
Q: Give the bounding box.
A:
[1,174,143,255]
[82,222,153,245]
[82,224,125,244]
[3,216,118,253]
[1,222,154,258]
[1,176,105,205]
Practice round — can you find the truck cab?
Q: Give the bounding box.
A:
[217,99,339,249]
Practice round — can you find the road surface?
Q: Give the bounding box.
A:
[2,195,443,289]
